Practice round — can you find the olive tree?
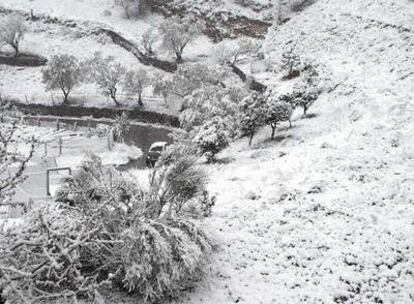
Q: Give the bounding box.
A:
[158,16,204,63]
[124,68,152,106]
[88,53,126,106]
[42,54,83,104]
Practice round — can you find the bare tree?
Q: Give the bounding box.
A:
[87,53,126,106]
[158,16,204,63]
[0,15,27,57]
[123,68,151,106]
[42,54,83,105]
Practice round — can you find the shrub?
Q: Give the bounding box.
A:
[42,54,83,104]
[1,153,213,304]
[112,112,131,143]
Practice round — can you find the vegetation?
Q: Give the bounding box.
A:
[0,15,26,57]
[1,151,213,304]
[124,69,152,106]
[237,92,267,146]
[42,54,83,104]
[114,0,151,19]
[87,53,127,106]
[158,16,205,63]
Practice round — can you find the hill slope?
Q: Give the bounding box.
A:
[180,1,414,303]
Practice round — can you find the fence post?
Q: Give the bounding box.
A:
[37,116,41,126]
[73,122,77,131]
[59,137,63,155]
[108,129,114,151]
[56,119,60,131]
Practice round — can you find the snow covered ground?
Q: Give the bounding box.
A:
[1,0,413,303]
[175,0,414,303]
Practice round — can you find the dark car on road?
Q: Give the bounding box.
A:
[145,141,168,167]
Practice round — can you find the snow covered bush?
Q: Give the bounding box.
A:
[192,117,229,163]
[280,45,302,79]
[124,69,152,106]
[112,112,131,143]
[42,54,83,105]
[265,98,293,139]
[1,153,213,304]
[114,0,151,19]
[237,92,267,146]
[0,15,26,57]
[87,53,126,106]
[158,16,205,62]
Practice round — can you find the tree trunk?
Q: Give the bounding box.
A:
[289,119,292,128]
[175,52,183,63]
[248,132,254,146]
[271,123,276,139]
[303,105,307,116]
[11,44,19,58]
[62,88,69,105]
[138,92,143,106]
[110,88,120,106]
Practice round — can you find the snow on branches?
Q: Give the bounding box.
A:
[1,152,213,304]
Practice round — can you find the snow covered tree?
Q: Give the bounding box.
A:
[281,45,302,79]
[265,99,293,139]
[237,92,267,146]
[214,38,259,66]
[154,63,228,101]
[114,0,150,19]
[42,54,83,105]
[1,153,213,304]
[287,62,321,115]
[192,116,229,163]
[0,15,26,57]
[124,68,151,106]
[158,16,205,63]
[141,27,158,56]
[87,53,126,106]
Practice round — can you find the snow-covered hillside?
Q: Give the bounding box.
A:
[176,0,414,303]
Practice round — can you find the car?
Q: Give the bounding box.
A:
[145,141,168,167]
